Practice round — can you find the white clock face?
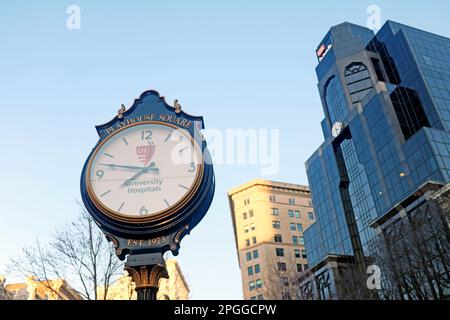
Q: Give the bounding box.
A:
[332,122,344,138]
[88,122,203,219]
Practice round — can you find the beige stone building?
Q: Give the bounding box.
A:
[97,259,189,300]
[1,259,188,300]
[228,179,315,300]
[2,276,82,300]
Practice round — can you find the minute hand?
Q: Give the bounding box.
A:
[99,163,148,170]
[119,162,159,188]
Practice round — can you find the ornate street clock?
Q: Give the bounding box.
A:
[80,90,215,299]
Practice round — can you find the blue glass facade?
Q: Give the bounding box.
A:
[305,21,450,268]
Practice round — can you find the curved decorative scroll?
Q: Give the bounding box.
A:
[104,233,122,257]
[170,225,189,252]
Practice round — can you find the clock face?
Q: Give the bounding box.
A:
[332,122,344,138]
[87,122,203,221]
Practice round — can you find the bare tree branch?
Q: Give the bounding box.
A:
[373,194,450,300]
[6,202,123,300]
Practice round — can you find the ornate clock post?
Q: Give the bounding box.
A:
[124,253,169,300]
[80,90,215,300]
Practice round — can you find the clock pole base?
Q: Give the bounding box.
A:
[125,253,169,301]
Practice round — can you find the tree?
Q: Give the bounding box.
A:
[7,203,123,300]
[334,260,379,300]
[297,190,449,301]
[296,256,378,300]
[0,276,11,300]
[373,192,450,300]
[261,251,300,300]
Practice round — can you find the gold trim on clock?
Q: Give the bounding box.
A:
[85,121,204,224]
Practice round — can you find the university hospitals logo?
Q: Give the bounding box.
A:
[136,145,156,166]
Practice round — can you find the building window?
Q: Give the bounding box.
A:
[288,198,296,205]
[255,264,260,274]
[249,281,255,291]
[248,266,254,276]
[253,250,259,259]
[244,225,249,233]
[288,210,294,218]
[272,221,281,229]
[308,212,315,220]
[390,86,430,140]
[292,236,299,245]
[299,237,305,245]
[317,271,332,300]
[304,264,308,270]
[297,264,303,272]
[250,223,255,231]
[255,279,263,289]
[297,223,303,232]
[324,76,347,123]
[246,239,250,247]
[271,208,279,216]
[249,210,254,218]
[290,223,296,231]
[345,62,373,106]
[276,248,285,257]
[278,262,287,272]
[367,39,401,84]
[252,237,257,245]
[243,212,247,220]
[371,58,385,82]
[257,294,264,300]
[274,234,283,243]
[246,252,252,261]
[294,249,301,258]
[294,211,300,219]
[269,195,276,202]
[244,199,250,206]
[301,250,307,259]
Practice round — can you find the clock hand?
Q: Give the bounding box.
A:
[120,169,160,188]
[99,163,149,171]
[119,162,159,188]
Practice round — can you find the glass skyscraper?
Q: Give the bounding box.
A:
[300,21,450,299]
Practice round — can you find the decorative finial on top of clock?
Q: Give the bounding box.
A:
[174,99,182,114]
[117,104,126,119]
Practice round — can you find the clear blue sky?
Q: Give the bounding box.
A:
[0,1,449,299]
